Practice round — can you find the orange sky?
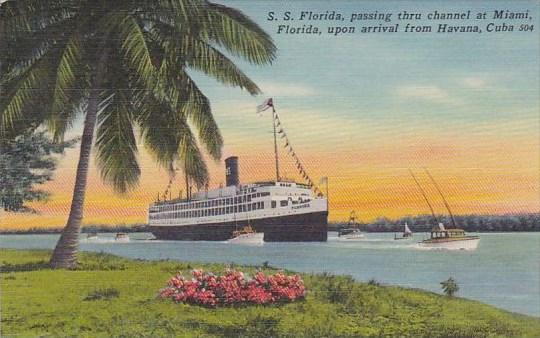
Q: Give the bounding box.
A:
[1,104,538,230]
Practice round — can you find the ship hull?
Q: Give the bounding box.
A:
[418,237,480,250]
[150,211,328,242]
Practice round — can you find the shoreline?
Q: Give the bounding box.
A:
[1,248,539,337]
[2,212,537,234]
[2,229,539,235]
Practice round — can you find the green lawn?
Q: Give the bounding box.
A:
[1,249,539,338]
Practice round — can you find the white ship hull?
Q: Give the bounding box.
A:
[337,233,365,241]
[227,232,264,245]
[418,237,480,250]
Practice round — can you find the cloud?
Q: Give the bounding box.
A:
[462,77,488,89]
[396,84,464,106]
[397,85,449,100]
[257,81,316,97]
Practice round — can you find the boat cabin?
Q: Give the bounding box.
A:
[430,228,466,239]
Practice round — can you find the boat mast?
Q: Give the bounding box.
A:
[424,168,457,228]
[409,169,439,224]
[185,158,190,201]
[272,105,280,182]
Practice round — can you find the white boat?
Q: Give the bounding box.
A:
[418,223,479,250]
[86,232,99,241]
[114,233,130,242]
[338,211,365,240]
[409,168,480,251]
[227,226,264,245]
[394,223,413,240]
[337,229,365,240]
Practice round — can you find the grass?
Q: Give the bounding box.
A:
[1,249,539,338]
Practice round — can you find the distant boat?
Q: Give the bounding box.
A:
[338,211,365,240]
[419,223,479,250]
[227,225,263,245]
[410,168,480,250]
[394,223,413,240]
[115,233,130,242]
[86,232,98,241]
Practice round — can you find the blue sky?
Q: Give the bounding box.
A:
[205,0,539,122]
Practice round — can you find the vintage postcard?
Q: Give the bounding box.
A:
[1,0,539,337]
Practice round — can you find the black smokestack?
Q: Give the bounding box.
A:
[225,156,239,187]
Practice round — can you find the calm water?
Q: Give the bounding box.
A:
[1,232,539,317]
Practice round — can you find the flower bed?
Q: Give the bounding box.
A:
[159,269,306,307]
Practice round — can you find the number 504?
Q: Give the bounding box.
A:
[519,24,534,31]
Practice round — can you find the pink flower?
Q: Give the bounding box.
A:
[159,269,305,307]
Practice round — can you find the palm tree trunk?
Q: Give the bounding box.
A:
[49,51,109,268]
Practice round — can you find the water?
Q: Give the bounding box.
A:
[1,232,538,317]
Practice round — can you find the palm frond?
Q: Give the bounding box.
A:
[179,121,209,188]
[178,70,223,160]
[138,0,204,28]
[0,0,76,41]
[48,33,85,142]
[137,95,183,167]
[204,2,276,65]
[95,89,140,194]
[0,56,54,136]
[101,13,158,93]
[1,16,79,83]
[137,93,209,188]
[147,45,223,160]
[151,22,260,96]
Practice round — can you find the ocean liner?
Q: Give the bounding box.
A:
[148,99,328,242]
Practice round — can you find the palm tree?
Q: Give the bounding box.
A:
[0,0,276,268]
[440,277,459,297]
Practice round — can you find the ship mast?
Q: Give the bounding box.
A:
[409,169,439,224]
[272,105,280,182]
[424,168,457,228]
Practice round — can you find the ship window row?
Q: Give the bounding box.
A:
[150,202,265,220]
[152,192,271,213]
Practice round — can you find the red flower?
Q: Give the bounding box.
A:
[159,269,305,307]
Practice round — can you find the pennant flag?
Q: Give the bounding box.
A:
[277,128,284,134]
[256,98,273,114]
[280,133,287,139]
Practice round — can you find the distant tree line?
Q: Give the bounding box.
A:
[330,213,540,232]
[0,224,149,235]
[3,214,539,234]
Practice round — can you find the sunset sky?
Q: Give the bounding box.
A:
[1,0,539,229]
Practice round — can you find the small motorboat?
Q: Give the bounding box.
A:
[419,223,479,250]
[337,211,365,240]
[410,168,480,250]
[86,232,99,241]
[114,232,130,242]
[337,228,365,240]
[394,223,413,240]
[228,225,263,245]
